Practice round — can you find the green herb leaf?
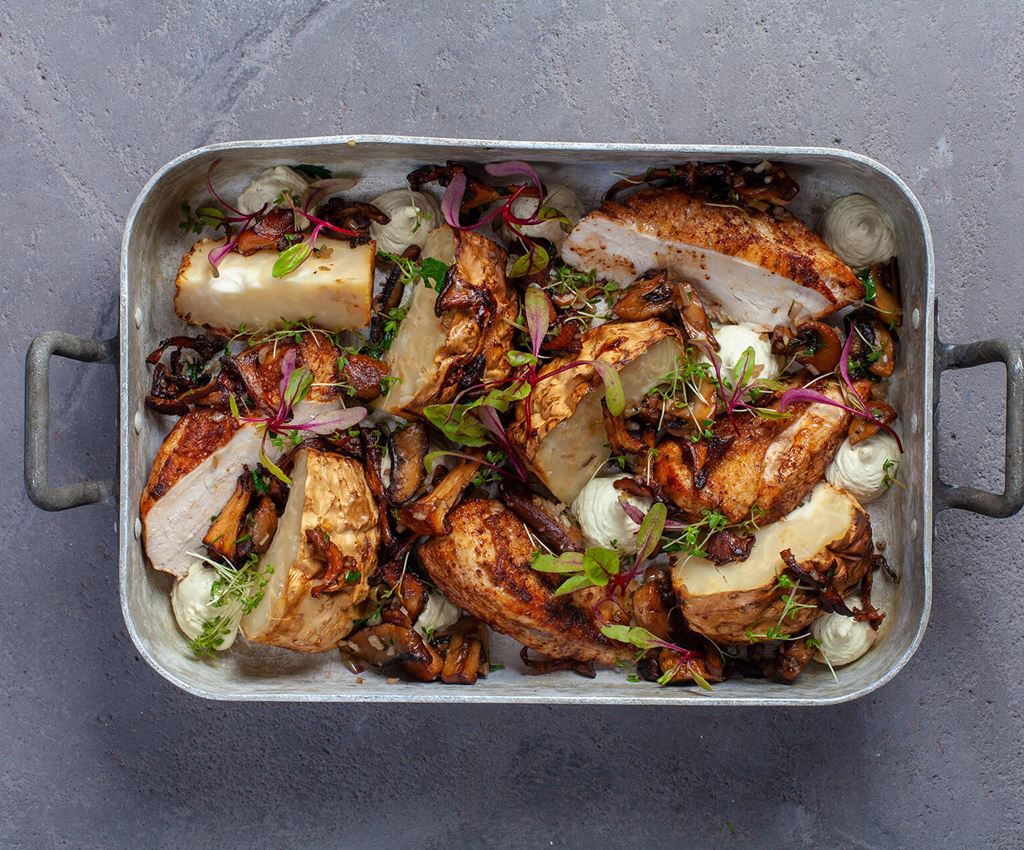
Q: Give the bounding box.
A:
[508,244,551,278]
[600,624,661,650]
[634,502,667,563]
[419,257,449,291]
[553,574,595,596]
[590,360,625,416]
[508,350,539,367]
[532,552,586,573]
[273,240,313,278]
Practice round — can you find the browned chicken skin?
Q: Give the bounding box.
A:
[650,380,855,524]
[417,499,631,666]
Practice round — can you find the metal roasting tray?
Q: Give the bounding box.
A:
[24,136,1024,705]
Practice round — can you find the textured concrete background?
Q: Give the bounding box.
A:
[3,1,1023,847]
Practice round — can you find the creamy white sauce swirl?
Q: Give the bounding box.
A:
[571,475,651,554]
[369,189,442,254]
[819,194,896,269]
[826,433,901,503]
[413,590,461,638]
[811,595,877,666]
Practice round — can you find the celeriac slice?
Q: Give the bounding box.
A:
[174,237,374,334]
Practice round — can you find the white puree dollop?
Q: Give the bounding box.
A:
[819,194,896,270]
[571,475,651,554]
[369,189,443,254]
[826,432,902,503]
[811,594,877,666]
[506,184,583,249]
[413,590,462,638]
[707,323,785,382]
[237,165,310,218]
[171,559,241,650]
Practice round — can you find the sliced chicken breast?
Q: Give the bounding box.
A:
[417,498,630,665]
[140,410,258,577]
[651,381,854,524]
[562,188,862,325]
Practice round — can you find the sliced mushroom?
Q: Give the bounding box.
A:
[500,482,585,554]
[867,259,903,328]
[385,422,429,505]
[673,281,718,350]
[235,495,279,561]
[602,400,648,455]
[542,320,583,354]
[398,458,481,535]
[361,428,396,549]
[631,568,678,641]
[612,271,675,321]
[688,376,718,429]
[439,632,484,684]
[305,527,361,598]
[341,353,390,401]
[771,636,815,682]
[343,623,443,681]
[794,321,842,374]
[202,473,253,561]
[848,316,896,380]
[848,400,897,445]
[655,646,725,686]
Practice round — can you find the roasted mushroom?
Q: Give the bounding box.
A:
[340,353,390,401]
[848,400,897,445]
[612,270,675,321]
[398,458,481,535]
[673,281,719,350]
[343,623,444,681]
[500,482,585,554]
[385,422,429,505]
[847,316,897,380]
[777,321,843,375]
[866,259,903,328]
[202,472,253,561]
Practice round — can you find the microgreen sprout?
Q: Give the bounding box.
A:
[230,348,366,484]
[185,551,275,657]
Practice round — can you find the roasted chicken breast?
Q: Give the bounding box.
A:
[417,499,630,665]
[651,380,855,524]
[562,188,863,325]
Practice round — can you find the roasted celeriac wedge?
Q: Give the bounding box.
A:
[508,319,684,505]
[672,483,874,644]
[242,448,379,652]
[174,237,375,334]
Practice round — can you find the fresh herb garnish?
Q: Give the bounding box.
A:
[187,552,275,657]
[378,251,450,292]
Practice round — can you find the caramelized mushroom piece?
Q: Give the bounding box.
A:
[793,321,842,374]
[341,354,390,401]
[613,271,675,321]
[385,422,429,505]
[673,282,718,350]
[235,208,297,255]
[235,495,279,562]
[440,631,484,684]
[771,637,815,683]
[631,568,679,641]
[377,245,420,313]
[688,376,718,428]
[848,400,897,445]
[344,624,443,681]
[500,482,585,554]
[602,400,648,455]
[867,259,903,328]
[361,427,396,549]
[542,320,583,354]
[202,473,253,561]
[848,316,897,380]
[655,647,724,686]
[305,527,360,598]
[398,458,481,535]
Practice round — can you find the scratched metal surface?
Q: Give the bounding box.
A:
[3,1,1023,847]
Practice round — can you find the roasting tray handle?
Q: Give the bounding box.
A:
[25,332,118,511]
[935,337,1024,517]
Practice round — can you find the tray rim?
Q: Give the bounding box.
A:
[118,134,935,705]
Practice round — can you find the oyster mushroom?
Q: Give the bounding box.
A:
[398,458,481,536]
[385,422,429,505]
[343,623,444,681]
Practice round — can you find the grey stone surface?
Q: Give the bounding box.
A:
[2,1,1023,847]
